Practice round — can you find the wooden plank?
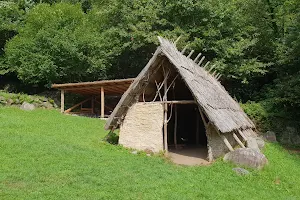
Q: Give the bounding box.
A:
[60,90,65,113]
[101,87,105,118]
[233,133,245,148]
[65,98,92,113]
[147,100,196,104]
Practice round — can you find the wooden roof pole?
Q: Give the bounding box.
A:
[163,67,168,153]
[101,87,105,118]
[61,90,64,113]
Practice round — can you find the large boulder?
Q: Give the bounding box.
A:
[224,148,268,169]
[20,102,35,111]
[263,131,277,142]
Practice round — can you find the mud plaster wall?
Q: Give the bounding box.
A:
[206,123,239,160]
[119,102,164,153]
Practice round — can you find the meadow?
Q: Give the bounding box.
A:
[0,107,300,199]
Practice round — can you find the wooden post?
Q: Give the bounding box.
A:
[163,69,168,153]
[196,111,199,145]
[101,87,105,118]
[220,134,234,152]
[174,105,178,149]
[91,96,94,114]
[233,133,245,148]
[60,90,64,113]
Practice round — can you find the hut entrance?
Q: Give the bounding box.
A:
[165,78,209,165]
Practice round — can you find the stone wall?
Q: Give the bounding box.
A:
[119,102,164,153]
[206,123,239,160]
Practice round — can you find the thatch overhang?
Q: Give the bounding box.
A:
[105,37,255,134]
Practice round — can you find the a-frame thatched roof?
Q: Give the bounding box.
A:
[105,37,255,133]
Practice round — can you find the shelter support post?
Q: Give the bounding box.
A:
[91,96,94,114]
[174,105,178,149]
[101,87,105,118]
[196,112,199,145]
[163,67,169,153]
[233,133,245,148]
[214,127,234,152]
[60,90,64,113]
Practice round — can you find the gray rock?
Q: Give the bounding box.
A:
[224,148,268,169]
[263,131,277,142]
[20,102,35,111]
[146,154,151,157]
[41,101,53,109]
[256,137,265,150]
[131,150,138,155]
[232,167,250,175]
[246,137,260,152]
[280,126,300,146]
[6,98,13,106]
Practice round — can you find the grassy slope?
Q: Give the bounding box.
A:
[0,107,300,200]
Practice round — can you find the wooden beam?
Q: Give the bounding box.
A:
[60,90,64,113]
[174,35,182,45]
[65,98,92,113]
[147,100,196,104]
[187,50,194,58]
[220,134,234,152]
[194,53,202,62]
[238,129,248,142]
[233,133,245,148]
[203,61,210,69]
[163,68,168,153]
[181,45,188,54]
[174,105,178,149]
[101,87,105,118]
[214,127,234,151]
[196,112,199,145]
[91,96,94,114]
[198,56,205,66]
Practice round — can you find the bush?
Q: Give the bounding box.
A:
[103,131,119,145]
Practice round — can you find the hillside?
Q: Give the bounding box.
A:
[0,107,300,199]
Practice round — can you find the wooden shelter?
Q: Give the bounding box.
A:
[52,78,134,118]
[105,37,257,161]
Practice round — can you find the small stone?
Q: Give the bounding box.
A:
[20,102,35,111]
[146,154,151,157]
[263,131,277,142]
[232,167,250,175]
[131,150,138,155]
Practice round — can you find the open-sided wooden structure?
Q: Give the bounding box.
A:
[52,78,134,118]
[105,37,257,161]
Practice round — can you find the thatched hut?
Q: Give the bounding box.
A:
[105,37,257,161]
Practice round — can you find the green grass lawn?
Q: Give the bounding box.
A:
[1,107,300,199]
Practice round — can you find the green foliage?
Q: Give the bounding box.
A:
[241,101,272,131]
[4,3,106,87]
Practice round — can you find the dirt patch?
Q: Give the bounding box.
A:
[169,146,211,166]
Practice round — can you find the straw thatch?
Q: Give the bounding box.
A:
[105,37,255,134]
